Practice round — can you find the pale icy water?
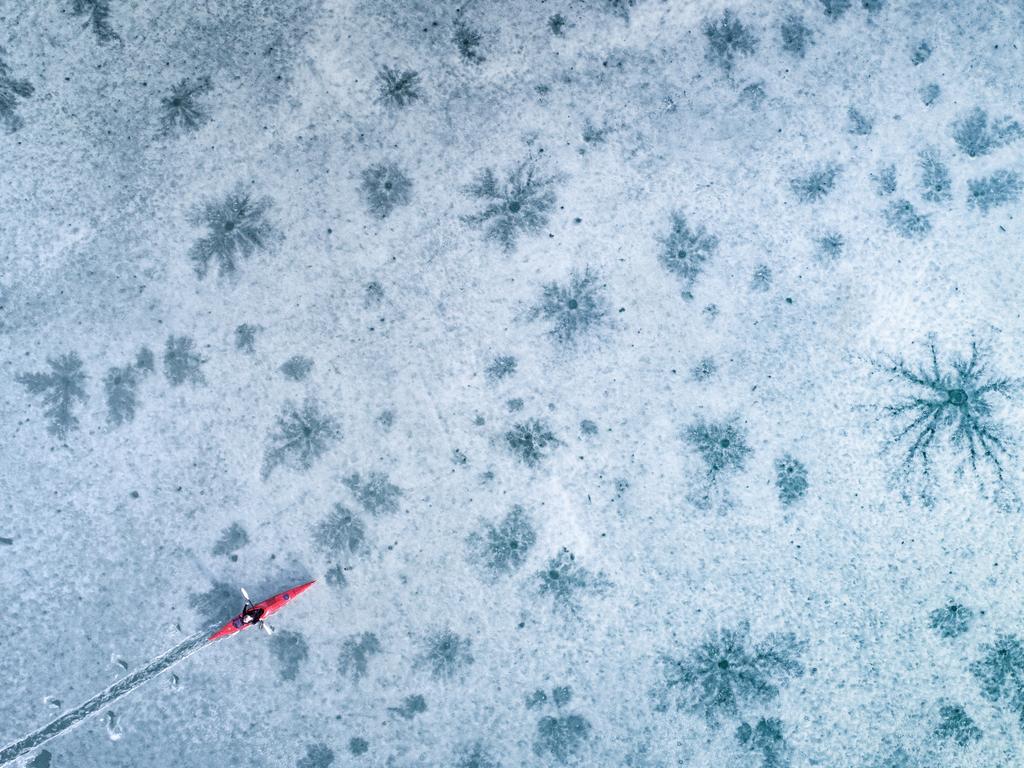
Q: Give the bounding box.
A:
[3,1,1024,766]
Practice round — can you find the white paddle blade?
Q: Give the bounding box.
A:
[240,587,250,601]
[261,621,274,636]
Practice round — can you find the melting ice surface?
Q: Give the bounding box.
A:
[4,0,1024,766]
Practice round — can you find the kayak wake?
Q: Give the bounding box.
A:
[0,579,315,764]
[0,631,209,766]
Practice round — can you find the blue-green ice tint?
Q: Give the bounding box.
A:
[160,77,212,136]
[929,602,974,639]
[684,418,752,478]
[453,741,500,768]
[702,10,757,73]
[468,505,537,577]
[269,630,309,681]
[417,629,474,680]
[658,213,718,295]
[343,471,402,515]
[462,160,557,252]
[780,16,812,58]
[736,718,791,768]
[847,107,873,135]
[17,353,88,439]
[188,184,277,279]
[280,355,314,381]
[918,149,951,203]
[360,163,413,219]
[211,522,248,557]
[971,635,1024,728]
[486,356,517,381]
[934,704,982,746]
[871,164,897,196]
[71,0,119,43]
[0,53,33,132]
[296,743,335,768]
[314,505,365,555]
[262,399,341,479]
[537,548,610,614]
[884,199,931,238]
[235,324,260,353]
[878,341,1017,495]
[163,335,206,386]
[375,66,422,108]
[774,455,808,505]
[506,418,561,467]
[534,713,591,763]
[338,633,382,681]
[952,108,1022,158]
[967,170,1022,213]
[819,0,851,19]
[529,268,611,345]
[454,24,485,63]
[791,164,840,203]
[654,622,806,726]
[388,694,427,719]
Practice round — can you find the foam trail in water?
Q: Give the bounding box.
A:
[0,631,209,765]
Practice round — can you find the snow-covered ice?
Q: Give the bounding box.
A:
[4,1,1024,765]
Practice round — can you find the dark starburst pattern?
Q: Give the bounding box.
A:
[16,353,88,439]
[462,159,557,252]
[416,629,474,680]
[877,341,1018,495]
[529,267,610,346]
[654,622,805,726]
[261,398,341,479]
[160,77,213,136]
[375,65,421,108]
[702,10,757,73]
[0,52,33,133]
[359,162,413,218]
[971,634,1024,729]
[187,184,277,279]
[72,0,120,43]
[658,212,718,296]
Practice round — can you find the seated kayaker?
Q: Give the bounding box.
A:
[240,605,264,625]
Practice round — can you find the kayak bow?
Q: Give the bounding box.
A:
[208,580,316,641]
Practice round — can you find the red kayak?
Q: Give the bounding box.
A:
[208,580,316,641]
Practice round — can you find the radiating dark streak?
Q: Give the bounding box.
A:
[0,537,13,545]
[0,632,209,765]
